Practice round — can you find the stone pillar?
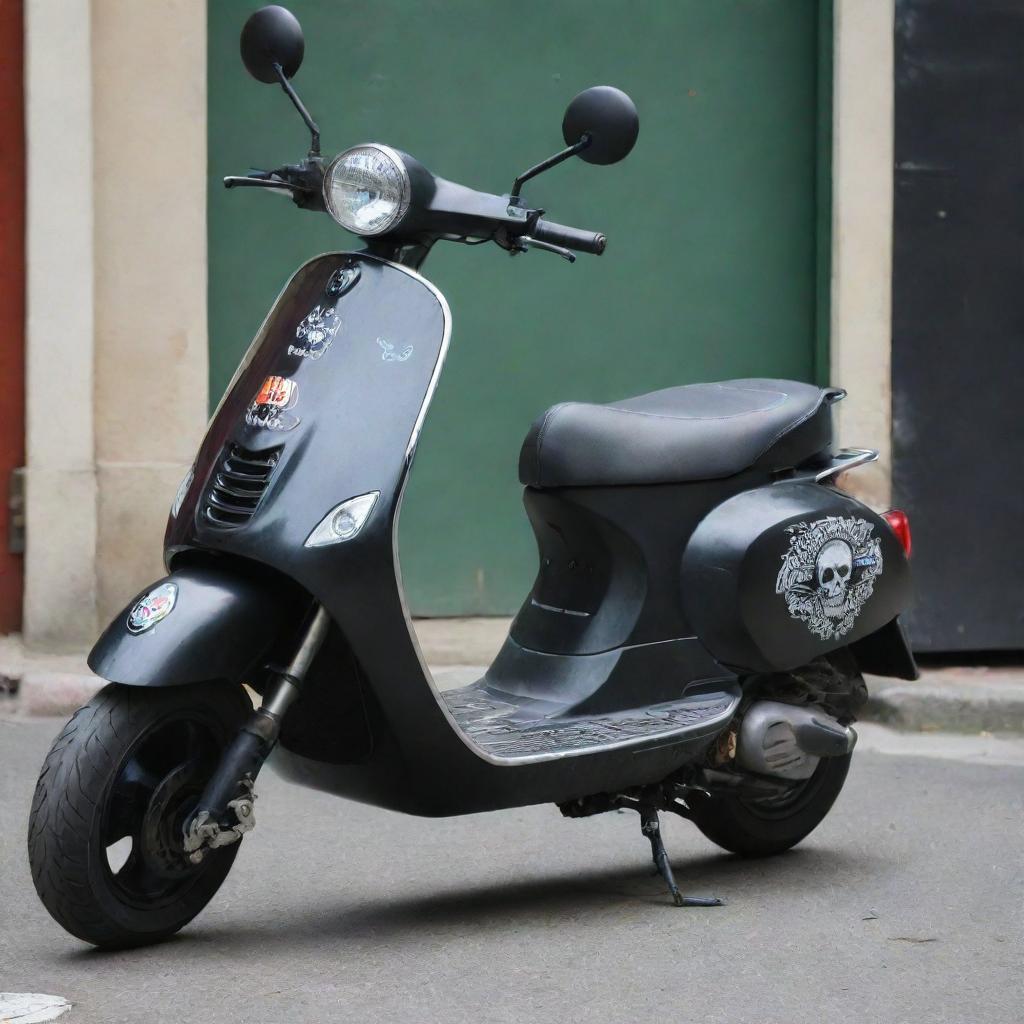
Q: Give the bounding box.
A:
[830,0,895,509]
[23,0,208,650]
[24,0,98,650]
[91,0,209,625]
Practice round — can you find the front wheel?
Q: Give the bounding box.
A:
[28,681,251,948]
[689,753,852,857]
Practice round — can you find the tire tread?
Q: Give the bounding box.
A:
[27,682,248,948]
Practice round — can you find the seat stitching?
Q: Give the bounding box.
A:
[533,402,573,485]
[602,389,789,422]
[604,382,792,420]
[600,401,787,422]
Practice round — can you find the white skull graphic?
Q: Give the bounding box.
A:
[291,305,341,359]
[777,516,883,641]
[816,539,852,616]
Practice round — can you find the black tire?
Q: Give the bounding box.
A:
[689,753,852,857]
[27,681,251,948]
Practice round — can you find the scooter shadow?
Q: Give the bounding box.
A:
[182,845,881,954]
[61,847,884,962]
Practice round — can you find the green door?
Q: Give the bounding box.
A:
[208,0,832,615]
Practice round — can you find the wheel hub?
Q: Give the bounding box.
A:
[140,760,207,879]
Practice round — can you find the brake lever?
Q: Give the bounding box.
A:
[223,174,309,195]
[515,236,576,263]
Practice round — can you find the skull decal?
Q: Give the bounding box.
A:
[775,516,882,640]
[290,304,341,360]
[816,539,853,616]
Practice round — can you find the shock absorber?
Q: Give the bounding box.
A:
[183,604,331,862]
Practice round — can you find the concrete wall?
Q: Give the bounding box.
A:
[91,0,208,624]
[23,0,207,650]
[830,0,895,507]
[24,0,98,649]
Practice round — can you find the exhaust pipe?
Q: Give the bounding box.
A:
[736,701,857,781]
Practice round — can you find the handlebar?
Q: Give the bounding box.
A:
[226,158,608,259]
[531,219,607,255]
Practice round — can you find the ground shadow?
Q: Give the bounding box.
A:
[62,844,886,962]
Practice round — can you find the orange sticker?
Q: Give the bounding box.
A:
[254,376,297,408]
[245,375,300,431]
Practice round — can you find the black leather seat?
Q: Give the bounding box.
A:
[518,378,844,488]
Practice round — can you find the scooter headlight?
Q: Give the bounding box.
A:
[323,144,411,236]
[305,491,379,547]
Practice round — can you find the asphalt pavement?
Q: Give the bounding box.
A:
[1,715,1021,1024]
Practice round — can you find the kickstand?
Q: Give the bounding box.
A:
[639,804,722,908]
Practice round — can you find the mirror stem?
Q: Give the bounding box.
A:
[273,62,321,156]
[508,134,591,209]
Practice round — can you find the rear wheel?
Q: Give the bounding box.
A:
[689,752,852,857]
[27,682,250,948]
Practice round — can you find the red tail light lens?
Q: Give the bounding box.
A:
[882,508,912,557]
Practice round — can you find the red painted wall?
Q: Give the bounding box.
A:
[0,0,25,632]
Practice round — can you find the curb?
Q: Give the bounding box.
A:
[4,627,1022,733]
[0,624,503,718]
[15,672,104,717]
[0,634,102,718]
[863,672,1024,734]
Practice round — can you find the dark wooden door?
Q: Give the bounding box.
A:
[893,0,1024,652]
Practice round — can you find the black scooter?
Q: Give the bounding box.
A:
[28,6,917,949]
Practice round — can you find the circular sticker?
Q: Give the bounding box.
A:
[127,582,178,634]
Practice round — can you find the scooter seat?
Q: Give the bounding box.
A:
[518,378,844,488]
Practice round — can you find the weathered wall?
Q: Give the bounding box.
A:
[23,0,207,648]
[91,0,208,624]
[24,0,98,649]
[830,0,895,507]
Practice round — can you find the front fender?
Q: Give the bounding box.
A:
[88,563,284,686]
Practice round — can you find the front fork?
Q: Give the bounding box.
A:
[183,604,331,862]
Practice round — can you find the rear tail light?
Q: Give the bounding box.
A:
[882,508,912,557]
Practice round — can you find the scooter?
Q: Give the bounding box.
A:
[28,5,917,949]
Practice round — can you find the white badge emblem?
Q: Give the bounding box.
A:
[127,582,178,634]
[290,304,341,360]
[775,516,883,640]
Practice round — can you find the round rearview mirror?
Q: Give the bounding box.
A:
[562,86,639,165]
[240,5,305,84]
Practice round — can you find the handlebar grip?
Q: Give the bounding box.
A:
[531,219,607,255]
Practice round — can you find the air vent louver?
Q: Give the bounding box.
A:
[204,444,280,528]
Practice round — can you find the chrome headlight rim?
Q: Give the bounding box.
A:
[322,143,412,237]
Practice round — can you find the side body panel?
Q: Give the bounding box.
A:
[510,474,769,658]
[681,481,912,673]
